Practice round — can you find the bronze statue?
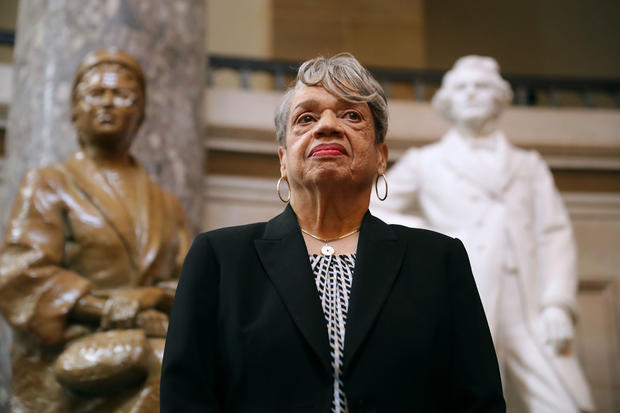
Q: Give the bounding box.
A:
[0,49,190,412]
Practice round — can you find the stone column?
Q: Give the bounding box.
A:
[0,0,206,408]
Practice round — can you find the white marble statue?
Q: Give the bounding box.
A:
[371,56,594,413]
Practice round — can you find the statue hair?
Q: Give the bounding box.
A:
[432,55,513,121]
[71,49,146,104]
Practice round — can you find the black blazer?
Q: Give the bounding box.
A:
[161,205,505,413]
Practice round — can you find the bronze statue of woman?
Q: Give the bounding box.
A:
[0,49,190,412]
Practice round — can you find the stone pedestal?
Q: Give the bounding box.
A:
[0,0,206,408]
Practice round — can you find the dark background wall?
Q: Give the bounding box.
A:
[424,0,620,77]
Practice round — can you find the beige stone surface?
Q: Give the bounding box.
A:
[273,0,426,68]
[204,88,620,171]
[207,0,272,57]
[569,193,620,412]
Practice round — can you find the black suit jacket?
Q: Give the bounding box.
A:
[161,205,505,412]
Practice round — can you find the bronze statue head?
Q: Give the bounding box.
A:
[71,49,146,154]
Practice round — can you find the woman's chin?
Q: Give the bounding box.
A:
[300,169,372,192]
[309,165,348,181]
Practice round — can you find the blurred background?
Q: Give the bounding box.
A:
[0,0,618,412]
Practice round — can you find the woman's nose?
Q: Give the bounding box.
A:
[314,111,343,138]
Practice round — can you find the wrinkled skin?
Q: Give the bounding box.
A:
[278,84,387,246]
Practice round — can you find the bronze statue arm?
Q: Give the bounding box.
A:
[171,195,192,277]
[71,294,106,322]
[91,286,172,311]
[0,169,95,346]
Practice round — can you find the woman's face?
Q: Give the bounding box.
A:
[278,84,387,194]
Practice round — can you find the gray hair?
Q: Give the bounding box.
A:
[432,55,513,120]
[274,53,388,147]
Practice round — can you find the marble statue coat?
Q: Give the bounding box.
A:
[0,150,190,412]
[371,130,593,410]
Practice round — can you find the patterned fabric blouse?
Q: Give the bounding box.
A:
[309,253,356,413]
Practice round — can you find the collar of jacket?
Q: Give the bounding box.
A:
[254,204,406,374]
[441,130,523,196]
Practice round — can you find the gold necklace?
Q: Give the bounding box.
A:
[300,227,360,256]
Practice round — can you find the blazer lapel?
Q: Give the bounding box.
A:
[343,212,405,371]
[134,166,164,282]
[254,205,332,373]
[62,151,138,268]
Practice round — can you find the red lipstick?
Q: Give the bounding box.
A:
[309,143,347,157]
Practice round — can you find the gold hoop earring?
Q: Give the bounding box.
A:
[277,176,290,203]
[375,174,388,201]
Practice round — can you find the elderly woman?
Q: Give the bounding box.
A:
[161,53,505,412]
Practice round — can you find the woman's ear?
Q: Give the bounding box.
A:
[277,146,287,178]
[376,142,388,174]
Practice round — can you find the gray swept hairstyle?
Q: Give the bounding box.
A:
[432,55,513,120]
[274,53,388,147]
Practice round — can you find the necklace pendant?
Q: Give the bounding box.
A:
[321,244,335,256]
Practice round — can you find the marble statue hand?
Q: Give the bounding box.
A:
[100,295,140,330]
[541,306,574,355]
[136,309,169,337]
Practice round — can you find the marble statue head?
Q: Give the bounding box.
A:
[432,55,513,129]
[71,48,146,151]
[274,52,388,147]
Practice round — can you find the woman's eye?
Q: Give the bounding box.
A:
[297,114,314,124]
[345,112,361,121]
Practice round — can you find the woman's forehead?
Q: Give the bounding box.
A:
[289,84,368,112]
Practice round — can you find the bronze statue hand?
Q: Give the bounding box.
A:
[155,280,178,313]
[100,295,140,330]
[136,309,169,337]
[71,294,107,323]
[157,279,178,291]
[94,286,169,312]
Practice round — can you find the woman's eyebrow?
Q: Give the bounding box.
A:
[293,99,361,112]
[292,99,319,112]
